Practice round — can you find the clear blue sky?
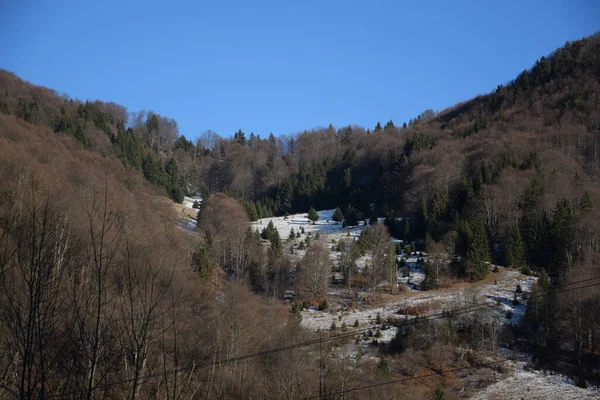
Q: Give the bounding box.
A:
[1,0,599,139]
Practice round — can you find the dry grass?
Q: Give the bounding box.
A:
[398,303,431,316]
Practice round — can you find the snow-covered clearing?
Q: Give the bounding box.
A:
[253,210,538,341]
[176,195,202,231]
[300,268,537,339]
[471,361,599,399]
[252,209,368,243]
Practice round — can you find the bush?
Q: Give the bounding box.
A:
[520,265,532,275]
[308,207,319,222]
[576,375,588,388]
[512,294,520,306]
[516,284,523,293]
[332,207,344,222]
[354,319,359,328]
[319,299,328,311]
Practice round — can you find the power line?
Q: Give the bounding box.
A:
[305,278,600,399]
[304,355,528,399]
[48,276,600,398]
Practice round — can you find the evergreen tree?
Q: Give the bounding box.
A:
[261,221,282,252]
[466,219,490,280]
[374,122,382,132]
[308,206,319,222]
[429,387,447,400]
[580,191,592,211]
[193,243,215,279]
[505,225,525,267]
[421,263,437,290]
[425,232,435,253]
[234,129,246,145]
[332,207,344,222]
[246,202,259,221]
[403,219,411,241]
[165,157,179,186]
[344,205,359,226]
[342,167,352,188]
[384,120,395,129]
[550,198,574,275]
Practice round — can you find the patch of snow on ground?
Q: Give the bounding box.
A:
[472,361,599,399]
[182,195,202,209]
[397,258,425,289]
[478,269,537,326]
[252,210,368,243]
[178,195,202,231]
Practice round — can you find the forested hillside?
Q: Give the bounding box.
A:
[0,33,599,399]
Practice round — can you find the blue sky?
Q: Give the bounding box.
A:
[1,0,599,139]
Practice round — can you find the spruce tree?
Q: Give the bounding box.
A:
[308,206,319,222]
[550,198,574,275]
[246,202,259,221]
[344,205,359,226]
[429,387,447,400]
[467,219,490,280]
[421,264,437,290]
[332,207,344,222]
[505,225,525,267]
[580,191,592,211]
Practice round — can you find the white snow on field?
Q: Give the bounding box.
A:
[480,269,537,326]
[177,195,202,231]
[397,258,425,289]
[252,209,368,243]
[182,195,202,210]
[472,361,599,399]
[300,268,538,341]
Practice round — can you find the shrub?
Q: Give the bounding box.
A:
[516,284,523,293]
[520,265,532,275]
[308,207,319,222]
[332,207,344,222]
[318,299,328,311]
[576,375,588,388]
[512,294,520,306]
[354,319,359,328]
